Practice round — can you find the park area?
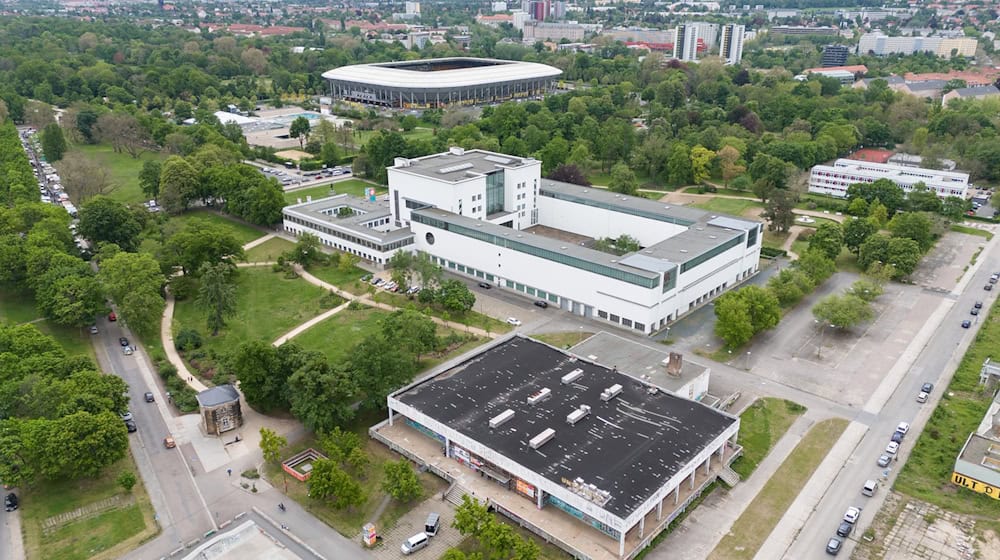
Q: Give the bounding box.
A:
[0,287,95,359]
[67,143,165,206]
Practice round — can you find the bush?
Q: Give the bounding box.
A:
[158,362,178,379]
[164,375,199,413]
[760,247,788,258]
[175,328,203,351]
[241,468,261,479]
[170,275,198,300]
[299,159,323,171]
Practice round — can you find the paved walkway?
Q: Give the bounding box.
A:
[160,291,208,393]
[243,233,276,251]
[272,301,351,346]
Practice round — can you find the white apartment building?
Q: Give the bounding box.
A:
[673,24,700,61]
[284,148,762,335]
[857,32,977,58]
[720,23,745,65]
[808,159,970,199]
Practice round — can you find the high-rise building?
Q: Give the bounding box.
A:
[673,24,700,62]
[720,24,745,65]
[529,0,547,21]
[821,45,850,67]
[405,1,421,14]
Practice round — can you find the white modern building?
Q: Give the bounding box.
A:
[673,24,700,61]
[719,23,745,65]
[808,159,970,199]
[857,32,977,58]
[284,148,763,335]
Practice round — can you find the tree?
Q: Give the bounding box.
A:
[608,162,638,195]
[240,48,268,75]
[383,459,423,502]
[717,145,744,186]
[288,233,324,267]
[714,292,754,348]
[117,470,137,492]
[762,190,797,233]
[95,113,150,158]
[843,217,878,255]
[348,338,418,410]
[453,494,493,536]
[847,179,905,216]
[689,145,715,184]
[808,222,844,260]
[868,200,888,227]
[666,143,692,185]
[740,286,781,333]
[40,123,66,163]
[381,309,438,362]
[436,279,475,314]
[320,142,340,167]
[766,268,815,308]
[847,197,869,217]
[196,262,237,336]
[884,237,922,278]
[906,183,942,214]
[796,248,836,284]
[887,211,934,251]
[289,116,311,150]
[848,278,883,302]
[308,458,365,509]
[546,164,591,186]
[227,342,307,411]
[158,156,199,214]
[749,153,789,203]
[78,196,142,252]
[812,293,874,330]
[138,160,162,200]
[163,219,245,274]
[36,273,105,328]
[97,251,165,337]
[259,427,287,465]
[56,152,113,204]
[287,358,357,432]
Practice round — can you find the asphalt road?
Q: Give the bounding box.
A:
[783,245,1000,559]
[90,319,217,554]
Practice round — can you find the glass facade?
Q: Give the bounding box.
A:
[486,171,505,215]
[680,235,745,274]
[412,213,660,288]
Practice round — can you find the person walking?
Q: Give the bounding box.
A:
[227,468,232,477]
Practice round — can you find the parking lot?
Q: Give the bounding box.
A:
[255,163,351,189]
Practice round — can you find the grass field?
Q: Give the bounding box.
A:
[283,178,387,205]
[372,291,512,334]
[69,143,166,206]
[691,197,763,216]
[170,210,266,247]
[350,127,436,151]
[531,331,595,349]
[245,237,295,263]
[306,261,369,294]
[730,398,807,478]
[895,295,1000,518]
[709,418,849,560]
[950,224,993,240]
[0,287,95,359]
[172,267,334,376]
[20,453,156,560]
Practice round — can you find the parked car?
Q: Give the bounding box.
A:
[920,383,934,394]
[825,537,842,555]
[861,479,879,497]
[972,307,980,316]
[144,391,155,403]
[885,441,899,455]
[401,532,429,555]
[4,493,18,512]
[163,436,176,449]
[478,282,491,289]
[108,311,117,321]
[985,284,994,291]
[975,301,984,309]
[534,300,549,308]
[891,431,904,443]
[361,274,372,282]
[962,320,972,328]
[121,411,133,422]
[123,346,133,356]
[125,420,137,433]
[896,422,910,436]
[843,506,861,524]
[877,454,892,467]
[119,337,129,347]
[89,325,98,335]
[506,317,522,326]
[836,520,854,537]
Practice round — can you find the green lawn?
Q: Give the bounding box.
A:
[710,418,849,560]
[690,197,763,216]
[0,287,95,359]
[531,331,595,349]
[245,237,295,263]
[69,143,166,206]
[730,398,806,478]
[950,224,993,240]
[372,291,512,335]
[350,127,436,151]
[895,296,1000,518]
[172,267,334,378]
[169,210,267,247]
[306,262,369,294]
[20,452,156,560]
[284,178,387,205]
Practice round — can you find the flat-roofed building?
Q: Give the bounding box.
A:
[808,158,970,199]
[720,23,745,65]
[374,334,741,560]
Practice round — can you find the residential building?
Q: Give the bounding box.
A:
[808,158,970,199]
[405,1,420,14]
[719,23,744,65]
[821,44,849,67]
[769,25,839,37]
[802,65,868,85]
[492,1,508,11]
[523,21,587,42]
[942,85,1000,107]
[476,14,513,27]
[673,24,700,62]
[603,27,674,44]
[857,32,977,57]
[687,22,720,48]
[888,153,957,171]
[283,148,763,335]
[373,334,741,560]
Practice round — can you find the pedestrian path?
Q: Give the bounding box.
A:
[272,301,351,346]
[43,495,134,532]
[160,291,208,393]
[243,233,276,251]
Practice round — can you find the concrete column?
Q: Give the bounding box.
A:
[705,457,710,475]
[444,436,450,457]
[674,485,679,505]
[618,528,626,558]
[639,515,645,538]
[656,498,663,521]
[388,408,394,426]
[690,471,695,490]
[536,488,544,509]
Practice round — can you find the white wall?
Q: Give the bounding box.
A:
[503,164,541,230]
[536,196,683,247]
[388,170,486,224]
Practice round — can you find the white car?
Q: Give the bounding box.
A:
[506,317,522,326]
[843,506,861,524]
[885,441,899,455]
[896,422,910,436]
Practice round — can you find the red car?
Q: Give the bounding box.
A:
[108,311,117,322]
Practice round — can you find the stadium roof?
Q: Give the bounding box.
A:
[322,57,562,89]
[394,335,737,518]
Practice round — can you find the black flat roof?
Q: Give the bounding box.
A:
[395,336,736,518]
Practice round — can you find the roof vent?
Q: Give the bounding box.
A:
[600,384,623,402]
[709,235,717,239]
[583,190,589,193]
[449,146,465,156]
[664,206,671,209]
[680,249,688,253]
[567,405,591,425]
[560,246,567,250]
[527,387,552,405]
[529,428,556,449]
[489,409,515,429]
[561,368,584,385]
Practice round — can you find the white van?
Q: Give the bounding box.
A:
[862,479,878,497]
[401,532,429,555]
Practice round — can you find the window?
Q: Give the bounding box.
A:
[634,322,644,331]
[622,318,633,328]
[486,171,505,214]
[598,310,608,319]
[609,314,620,323]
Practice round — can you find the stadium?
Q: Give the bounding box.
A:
[321,57,563,109]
